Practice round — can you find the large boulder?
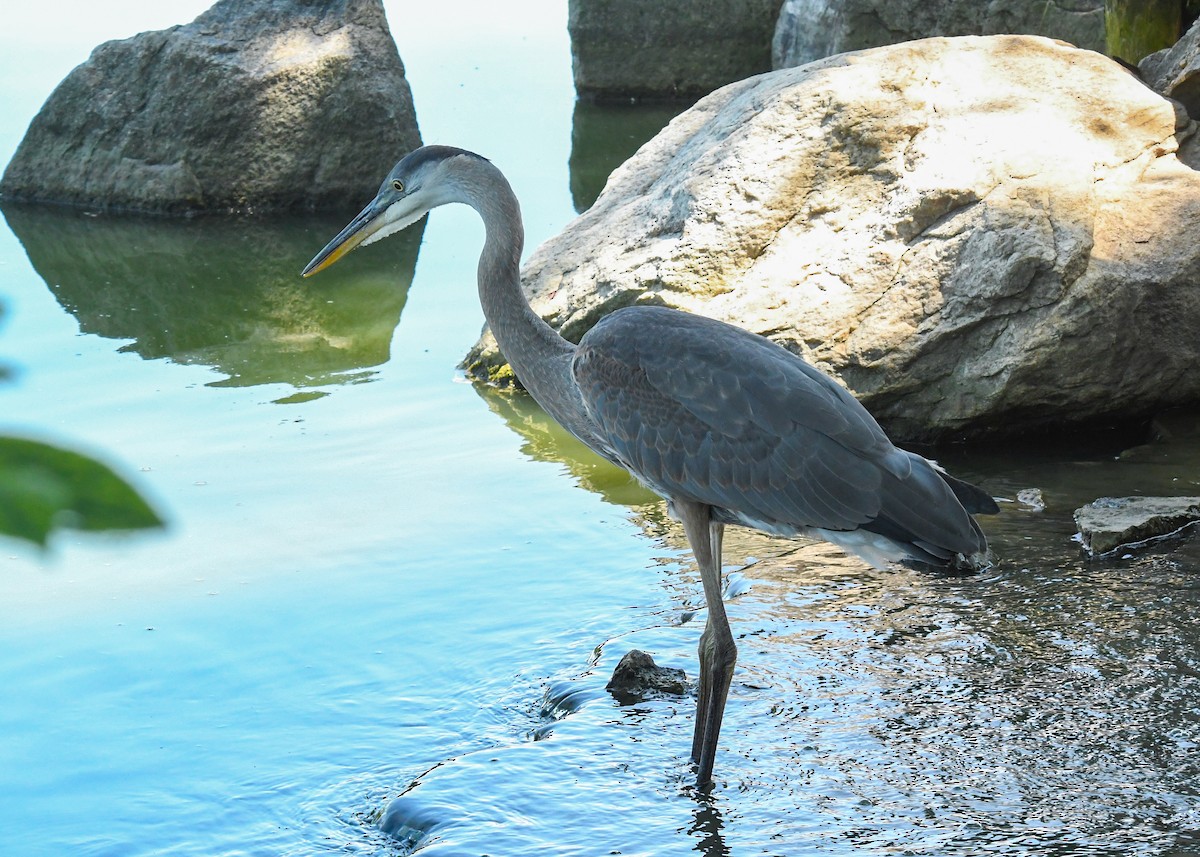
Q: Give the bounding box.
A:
[0,0,419,214]
[467,35,1200,443]
[772,0,1105,69]
[569,0,785,102]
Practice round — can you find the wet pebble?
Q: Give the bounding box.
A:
[606,649,689,706]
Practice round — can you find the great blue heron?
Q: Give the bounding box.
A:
[303,145,998,789]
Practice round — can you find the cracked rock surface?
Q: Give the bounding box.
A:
[0,0,420,214]
[467,35,1200,443]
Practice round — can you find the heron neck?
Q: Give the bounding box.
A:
[467,162,588,438]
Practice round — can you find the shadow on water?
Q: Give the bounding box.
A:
[0,202,422,401]
[376,384,1200,854]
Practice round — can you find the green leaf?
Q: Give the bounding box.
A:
[0,436,164,547]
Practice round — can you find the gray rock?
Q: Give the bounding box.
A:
[1074,496,1200,554]
[606,649,688,705]
[569,0,784,102]
[0,0,419,214]
[1140,17,1200,120]
[466,35,1200,443]
[773,0,1105,69]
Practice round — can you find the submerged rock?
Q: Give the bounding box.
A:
[0,0,419,214]
[1074,496,1200,554]
[378,794,446,849]
[540,678,605,722]
[772,0,1105,69]
[568,0,783,102]
[606,649,688,705]
[467,35,1200,443]
[1017,488,1046,512]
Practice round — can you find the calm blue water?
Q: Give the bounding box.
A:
[3,4,1200,855]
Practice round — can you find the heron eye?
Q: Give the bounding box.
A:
[391,179,404,192]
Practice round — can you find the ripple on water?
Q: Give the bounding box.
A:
[309,524,1200,856]
[709,537,1200,854]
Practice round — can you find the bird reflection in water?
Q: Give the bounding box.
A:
[689,791,731,856]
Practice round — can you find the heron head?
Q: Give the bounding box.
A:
[302,145,480,277]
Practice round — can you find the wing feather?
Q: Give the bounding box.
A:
[572,306,987,560]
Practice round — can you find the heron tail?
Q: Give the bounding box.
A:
[936,470,999,515]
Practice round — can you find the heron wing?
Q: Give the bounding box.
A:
[572,306,908,531]
[572,306,989,562]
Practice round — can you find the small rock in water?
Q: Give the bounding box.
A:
[1017,488,1046,511]
[606,649,688,706]
[1074,496,1200,554]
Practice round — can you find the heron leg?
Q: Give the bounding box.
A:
[677,500,733,788]
[692,617,714,762]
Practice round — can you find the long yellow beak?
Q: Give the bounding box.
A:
[301,198,386,277]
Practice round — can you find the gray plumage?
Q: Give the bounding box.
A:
[575,306,991,565]
[304,145,997,789]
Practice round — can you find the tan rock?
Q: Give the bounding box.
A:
[468,35,1200,442]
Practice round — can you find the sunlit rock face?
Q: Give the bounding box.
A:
[772,0,1105,69]
[468,35,1200,443]
[0,0,419,214]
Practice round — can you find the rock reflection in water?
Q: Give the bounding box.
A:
[569,100,683,213]
[1,202,421,399]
